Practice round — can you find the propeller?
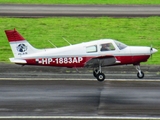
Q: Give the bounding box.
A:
[150,44,153,59]
[149,44,158,59]
[150,44,153,51]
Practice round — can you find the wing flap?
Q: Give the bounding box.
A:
[85,55,119,67]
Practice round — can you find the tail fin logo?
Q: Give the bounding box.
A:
[17,44,28,55]
[17,44,27,52]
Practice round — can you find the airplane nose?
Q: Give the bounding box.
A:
[151,48,158,54]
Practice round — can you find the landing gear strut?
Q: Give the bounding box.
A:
[135,65,144,79]
[93,65,105,82]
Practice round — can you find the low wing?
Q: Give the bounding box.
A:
[85,55,120,68]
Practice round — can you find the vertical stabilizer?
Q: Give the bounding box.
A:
[5,29,40,58]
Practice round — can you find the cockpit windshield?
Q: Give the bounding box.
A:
[114,40,127,50]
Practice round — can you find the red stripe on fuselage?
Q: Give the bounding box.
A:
[25,57,92,68]
[115,55,150,65]
[22,55,150,67]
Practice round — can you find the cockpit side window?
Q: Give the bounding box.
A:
[114,41,127,50]
[100,43,115,51]
[86,45,97,53]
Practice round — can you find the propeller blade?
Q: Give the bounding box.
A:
[150,44,153,59]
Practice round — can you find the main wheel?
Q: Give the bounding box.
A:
[97,73,105,82]
[137,71,144,79]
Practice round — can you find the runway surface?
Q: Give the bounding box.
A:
[0,4,160,17]
[0,63,159,119]
[0,79,160,117]
[0,63,159,79]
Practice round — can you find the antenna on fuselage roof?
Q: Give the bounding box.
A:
[48,40,57,48]
[62,37,72,45]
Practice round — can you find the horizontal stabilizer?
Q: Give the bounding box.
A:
[9,58,27,64]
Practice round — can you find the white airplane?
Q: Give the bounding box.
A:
[5,29,158,81]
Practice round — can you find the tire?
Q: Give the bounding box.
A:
[97,73,105,82]
[137,71,144,79]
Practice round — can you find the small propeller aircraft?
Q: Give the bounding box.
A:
[5,29,158,81]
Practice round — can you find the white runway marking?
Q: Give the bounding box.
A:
[0,116,159,120]
[0,78,160,81]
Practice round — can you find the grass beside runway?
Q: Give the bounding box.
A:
[1,17,160,64]
[0,0,160,4]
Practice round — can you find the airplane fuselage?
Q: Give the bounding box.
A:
[12,40,156,68]
[5,29,158,81]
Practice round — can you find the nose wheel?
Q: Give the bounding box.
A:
[135,65,144,79]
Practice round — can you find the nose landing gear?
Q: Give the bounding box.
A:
[135,65,144,79]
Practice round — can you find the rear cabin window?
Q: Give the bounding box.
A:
[86,45,97,53]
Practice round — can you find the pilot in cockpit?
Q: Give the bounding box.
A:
[101,43,111,51]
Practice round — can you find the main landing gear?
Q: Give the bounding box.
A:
[135,65,144,79]
[93,65,105,82]
[93,64,144,82]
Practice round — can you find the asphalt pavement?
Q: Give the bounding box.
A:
[0,63,159,79]
[0,4,160,17]
[0,63,160,120]
[0,79,160,118]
